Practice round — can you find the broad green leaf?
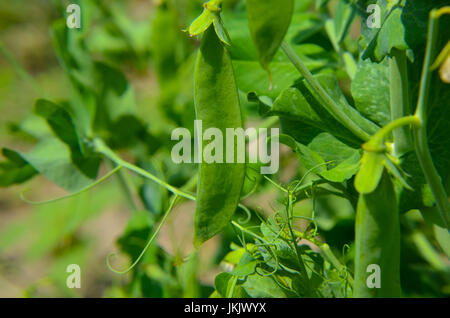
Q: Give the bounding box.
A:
[434,224,450,258]
[351,58,391,126]
[359,0,449,62]
[246,0,294,70]
[117,211,155,262]
[280,133,362,182]
[0,148,37,187]
[225,14,337,98]
[231,252,258,276]
[214,272,248,298]
[242,274,289,298]
[20,138,99,192]
[267,74,379,146]
[34,99,81,151]
[152,4,190,84]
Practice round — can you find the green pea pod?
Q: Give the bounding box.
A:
[193,26,245,247]
[246,0,294,72]
[354,171,402,297]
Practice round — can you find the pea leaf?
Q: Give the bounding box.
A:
[246,0,294,71]
[20,137,99,192]
[359,0,449,62]
[242,274,289,298]
[226,12,337,98]
[214,272,248,298]
[280,133,362,183]
[266,74,379,146]
[351,58,391,126]
[0,148,37,187]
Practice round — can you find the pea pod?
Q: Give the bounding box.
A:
[193,26,245,246]
[354,171,402,297]
[246,0,294,72]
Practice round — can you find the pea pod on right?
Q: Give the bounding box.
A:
[354,171,402,297]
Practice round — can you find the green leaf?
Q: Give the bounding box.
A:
[20,137,99,192]
[0,148,37,187]
[351,58,391,126]
[267,74,379,146]
[226,14,337,98]
[117,211,153,262]
[280,133,362,183]
[246,0,294,70]
[242,274,289,298]
[231,252,258,276]
[359,0,449,62]
[214,272,248,298]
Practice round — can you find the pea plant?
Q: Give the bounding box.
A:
[0,0,449,298]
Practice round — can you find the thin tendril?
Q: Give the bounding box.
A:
[237,204,252,224]
[263,175,288,193]
[291,161,334,193]
[106,195,179,274]
[20,166,123,205]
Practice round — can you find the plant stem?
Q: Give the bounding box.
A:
[319,243,353,287]
[413,9,450,229]
[363,115,420,152]
[287,192,312,295]
[390,49,412,156]
[108,160,138,211]
[94,138,196,201]
[280,40,370,142]
[0,43,46,97]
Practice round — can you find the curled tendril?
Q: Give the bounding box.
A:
[106,195,179,274]
[20,165,122,205]
[237,204,252,224]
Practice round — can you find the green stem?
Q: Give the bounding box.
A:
[287,191,312,294]
[94,139,255,216]
[319,243,353,287]
[363,116,420,152]
[280,40,370,142]
[0,43,46,97]
[109,160,138,211]
[20,165,122,205]
[390,49,412,156]
[413,9,450,229]
[94,138,195,201]
[231,220,266,242]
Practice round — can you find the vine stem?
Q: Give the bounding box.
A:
[280,40,370,142]
[390,49,412,156]
[412,9,450,229]
[20,165,122,205]
[0,42,47,97]
[94,138,196,201]
[363,115,420,152]
[108,160,138,211]
[94,138,251,213]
